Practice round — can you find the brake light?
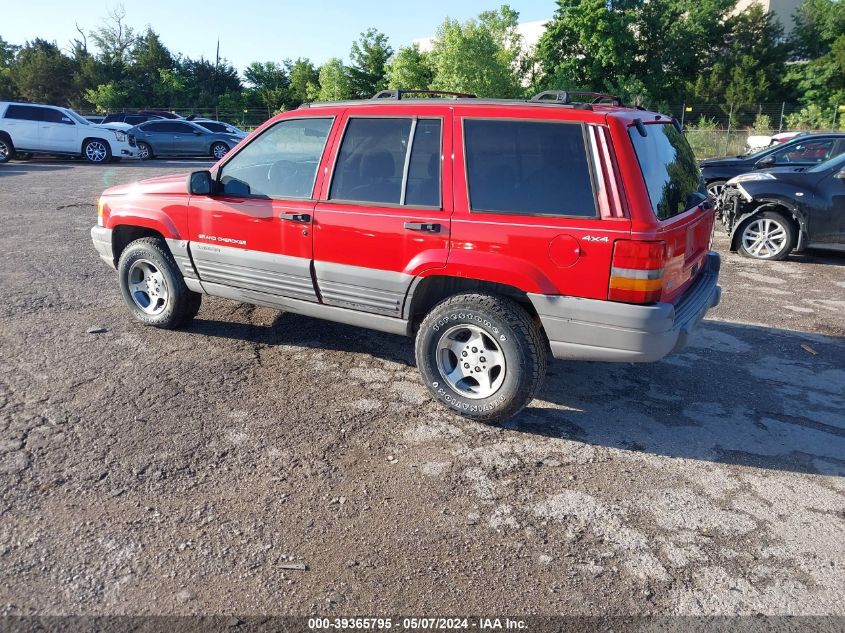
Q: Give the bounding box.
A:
[609,240,666,304]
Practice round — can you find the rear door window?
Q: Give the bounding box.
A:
[329,117,442,207]
[463,119,597,216]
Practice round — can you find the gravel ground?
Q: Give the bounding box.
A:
[0,159,843,617]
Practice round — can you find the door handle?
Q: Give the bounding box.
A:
[280,212,311,222]
[404,222,440,232]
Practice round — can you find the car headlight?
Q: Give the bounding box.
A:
[726,172,776,185]
[114,131,126,142]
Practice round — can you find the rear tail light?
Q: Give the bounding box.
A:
[609,240,666,304]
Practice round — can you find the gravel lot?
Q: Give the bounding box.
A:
[1,159,843,617]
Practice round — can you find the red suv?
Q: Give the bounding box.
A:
[91,90,721,422]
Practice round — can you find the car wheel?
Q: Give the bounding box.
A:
[210,142,229,160]
[737,210,796,261]
[415,293,548,423]
[706,180,727,199]
[137,142,153,161]
[0,137,13,163]
[118,237,202,329]
[83,139,111,163]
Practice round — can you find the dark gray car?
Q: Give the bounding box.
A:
[129,120,245,160]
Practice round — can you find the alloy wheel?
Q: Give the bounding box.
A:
[741,217,788,259]
[127,259,169,315]
[85,141,108,163]
[435,324,506,399]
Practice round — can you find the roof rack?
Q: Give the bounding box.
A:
[371,89,478,100]
[529,90,625,107]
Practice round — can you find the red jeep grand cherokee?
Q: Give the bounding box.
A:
[91,90,721,422]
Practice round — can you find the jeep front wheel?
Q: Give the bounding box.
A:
[415,293,547,423]
[0,137,13,163]
[118,237,202,329]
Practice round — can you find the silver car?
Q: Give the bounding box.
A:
[129,119,245,160]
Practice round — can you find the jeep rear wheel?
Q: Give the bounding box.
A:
[118,237,202,329]
[415,293,547,423]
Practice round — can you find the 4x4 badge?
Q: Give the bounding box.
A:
[582,235,609,243]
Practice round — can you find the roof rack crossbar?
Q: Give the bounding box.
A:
[529,90,625,107]
[372,89,478,100]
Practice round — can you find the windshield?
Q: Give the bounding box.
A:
[629,123,702,220]
[65,109,90,125]
[807,152,845,173]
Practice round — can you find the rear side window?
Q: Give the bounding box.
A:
[329,117,442,207]
[628,123,701,220]
[463,119,596,216]
[5,105,43,121]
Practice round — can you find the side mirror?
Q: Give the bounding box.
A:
[756,156,775,168]
[187,170,213,195]
[193,130,203,135]
[834,168,845,180]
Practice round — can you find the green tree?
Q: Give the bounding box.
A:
[386,44,433,90]
[89,5,137,67]
[429,6,523,98]
[0,36,18,100]
[535,0,635,95]
[11,39,75,104]
[315,57,350,101]
[787,0,845,109]
[129,28,174,106]
[286,57,319,105]
[347,29,393,98]
[84,80,129,112]
[244,61,290,115]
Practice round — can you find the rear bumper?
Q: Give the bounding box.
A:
[529,252,721,362]
[91,226,115,269]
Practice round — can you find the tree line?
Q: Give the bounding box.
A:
[0,1,842,128]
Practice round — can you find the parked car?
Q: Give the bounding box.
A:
[90,89,720,422]
[130,119,243,160]
[771,131,803,145]
[701,133,845,198]
[85,115,106,124]
[190,118,248,138]
[0,101,139,163]
[139,110,182,120]
[719,152,845,260]
[102,112,165,126]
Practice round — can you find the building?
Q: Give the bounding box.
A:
[735,0,804,33]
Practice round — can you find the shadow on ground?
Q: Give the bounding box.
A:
[187,313,845,477]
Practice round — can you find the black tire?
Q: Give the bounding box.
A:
[137,142,153,161]
[415,293,547,423]
[210,141,229,160]
[83,138,111,164]
[0,136,13,163]
[117,237,202,329]
[736,210,796,261]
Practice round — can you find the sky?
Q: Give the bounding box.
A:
[1,0,553,74]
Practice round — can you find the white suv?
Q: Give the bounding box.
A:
[0,102,139,164]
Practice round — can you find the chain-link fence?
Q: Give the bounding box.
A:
[80,102,844,157]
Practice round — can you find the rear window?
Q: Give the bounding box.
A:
[629,123,701,220]
[463,119,596,216]
[5,105,43,121]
